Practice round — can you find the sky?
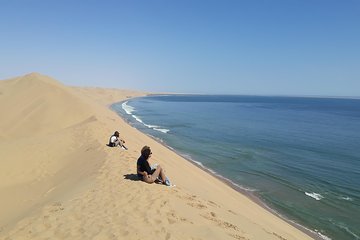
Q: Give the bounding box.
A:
[0,0,359,96]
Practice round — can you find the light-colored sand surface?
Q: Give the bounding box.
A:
[0,73,314,240]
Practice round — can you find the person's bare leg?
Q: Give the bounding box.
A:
[145,167,162,183]
[115,139,122,147]
[142,166,167,184]
[160,168,166,182]
[153,164,166,182]
[143,172,155,183]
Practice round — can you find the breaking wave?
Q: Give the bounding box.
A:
[122,101,170,134]
[305,192,324,201]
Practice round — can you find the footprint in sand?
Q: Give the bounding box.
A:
[187,202,207,209]
[166,211,193,225]
[200,212,249,240]
[272,232,288,240]
[165,232,171,240]
[229,233,250,240]
[228,209,237,215]
[207,200,220,208]
[176,193,208,210]
[45,202,64,213]
[261,228,288,240]
[200,211,241,232]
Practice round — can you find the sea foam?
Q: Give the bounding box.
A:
[122,102,170,134]
[314,230,332,240]
[154,128,170,133]
[133,115,144,123]
[339,196,353,201]
[305,192,324,201]
[122,101,135,114]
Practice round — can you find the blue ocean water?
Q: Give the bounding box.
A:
[111,95,360,240]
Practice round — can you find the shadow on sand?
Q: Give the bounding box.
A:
[123,174,140,181]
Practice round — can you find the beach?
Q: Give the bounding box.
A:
[0,73,315,240]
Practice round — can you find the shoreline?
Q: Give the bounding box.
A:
[0,73,321,239]
[111,97,323,240]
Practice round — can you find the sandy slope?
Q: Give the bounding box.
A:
[0,73,314,240]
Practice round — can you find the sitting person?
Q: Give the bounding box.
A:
[137,146,170,186]
[108,131,127,150]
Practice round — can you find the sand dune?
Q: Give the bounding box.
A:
[0,73,93,137]
[0,73,314,239]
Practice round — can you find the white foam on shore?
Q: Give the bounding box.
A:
[121,101,170,134]
[122,101,135,114]
[305,192,324,201]
[314,230,332,240]
[133,115,144,123]
[154,128,170,133]
[146,124,159,128]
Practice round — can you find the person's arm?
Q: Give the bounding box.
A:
[137,165,148,177]
[145,161,152,176]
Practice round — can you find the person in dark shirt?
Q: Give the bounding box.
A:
[137,146,170,186]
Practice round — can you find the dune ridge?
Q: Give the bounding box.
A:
[0,73,94,137]
[0,73,314,240]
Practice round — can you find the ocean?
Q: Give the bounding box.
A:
[111,95,360,240]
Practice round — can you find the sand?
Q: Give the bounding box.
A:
[0,73,315,240]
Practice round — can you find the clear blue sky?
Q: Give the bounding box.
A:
[1,0,359,96]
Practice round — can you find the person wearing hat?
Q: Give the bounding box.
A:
[137,146,171,186]
[108,131,127,150]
